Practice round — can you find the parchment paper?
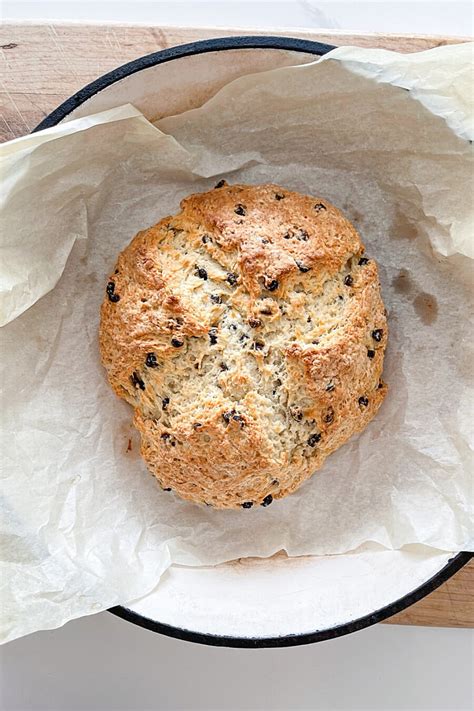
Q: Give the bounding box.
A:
[1,43,473,644]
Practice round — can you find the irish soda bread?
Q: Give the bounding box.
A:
[100,182,387,509]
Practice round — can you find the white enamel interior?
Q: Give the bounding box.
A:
[60,46,458,639]
[128,549,454,638]
[63,48,318,123]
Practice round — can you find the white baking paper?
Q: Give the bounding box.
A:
[1,43,473,644]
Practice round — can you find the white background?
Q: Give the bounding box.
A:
[2,0,473,36]
[1,2,473,710]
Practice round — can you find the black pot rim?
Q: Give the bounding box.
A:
[33,35,336,132]
[110,551,471,648]
[33,35,472,648]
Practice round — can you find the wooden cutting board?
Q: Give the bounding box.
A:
[1,23,472,628]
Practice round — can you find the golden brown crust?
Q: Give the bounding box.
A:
[100,183,387,509]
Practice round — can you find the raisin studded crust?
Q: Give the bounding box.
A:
[100,183,387,509]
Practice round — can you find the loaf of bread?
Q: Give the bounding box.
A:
[100,182,387,509]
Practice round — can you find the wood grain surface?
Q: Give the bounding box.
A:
[386,559,473,628]
[1,22,472,628]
